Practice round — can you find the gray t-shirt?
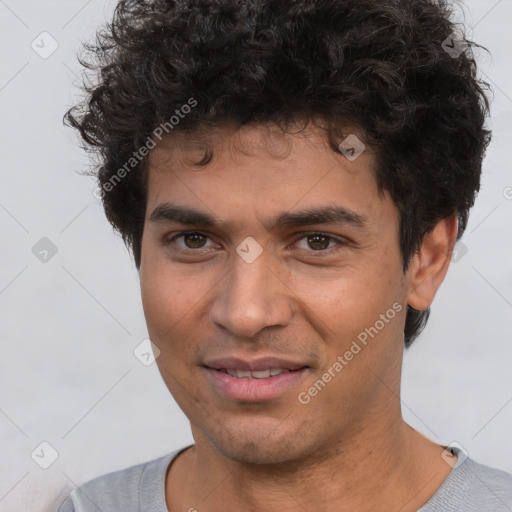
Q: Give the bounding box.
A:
[57,446,512,511]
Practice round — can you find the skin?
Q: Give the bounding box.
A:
[139,121,459,512]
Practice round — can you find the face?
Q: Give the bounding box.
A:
[140,122,410,465]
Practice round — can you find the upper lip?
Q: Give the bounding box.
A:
[204,356,308,372]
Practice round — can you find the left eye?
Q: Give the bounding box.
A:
[168,231,343,253]
[294,233,343,252]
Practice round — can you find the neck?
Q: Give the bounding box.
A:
[166,409,452,512]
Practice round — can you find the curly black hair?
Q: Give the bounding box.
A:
[64,0,491,347]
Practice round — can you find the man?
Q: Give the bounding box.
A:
[59,0,512,510]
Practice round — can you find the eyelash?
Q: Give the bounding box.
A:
[165,231,347,256]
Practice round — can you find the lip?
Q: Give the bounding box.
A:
[204,355,311,402]
[204,369,309,403]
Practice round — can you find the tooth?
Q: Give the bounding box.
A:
[251,369,271,378]
[224,368,292,379]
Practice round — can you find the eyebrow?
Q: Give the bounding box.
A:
[149,203,367,231]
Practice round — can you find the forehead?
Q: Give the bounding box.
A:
[144,121,387,225]
[149,121,334,167]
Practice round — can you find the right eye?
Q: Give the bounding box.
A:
[165,231,218,253]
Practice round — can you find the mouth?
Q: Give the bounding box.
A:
[203,357,310,402]
[211,367,307,379]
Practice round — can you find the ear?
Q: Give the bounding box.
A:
[406,215,459,311]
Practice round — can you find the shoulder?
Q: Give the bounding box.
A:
[57,449,184,512]
[466,457,512,503]
[420,451,512,512]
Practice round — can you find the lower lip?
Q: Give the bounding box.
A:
[205,368,309,402]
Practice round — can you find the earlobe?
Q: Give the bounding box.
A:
[406,215,459,311]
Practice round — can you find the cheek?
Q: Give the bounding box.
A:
[140,259,195,348]
[293,261,397,313]
[141,271,202,407]
[141,267,213,415]
[288,258,404,350]
[140,240,196,325]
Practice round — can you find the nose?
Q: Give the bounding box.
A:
[208,247,293,339]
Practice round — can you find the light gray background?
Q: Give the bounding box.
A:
[0,1,511,511]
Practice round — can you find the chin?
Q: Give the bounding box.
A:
[211,438,299,465]
[201,416,316,466]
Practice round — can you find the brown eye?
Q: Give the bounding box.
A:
[294,233,342,253]
[182,232,207,249]
[306,234,331,251]
[166,231,215,252]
